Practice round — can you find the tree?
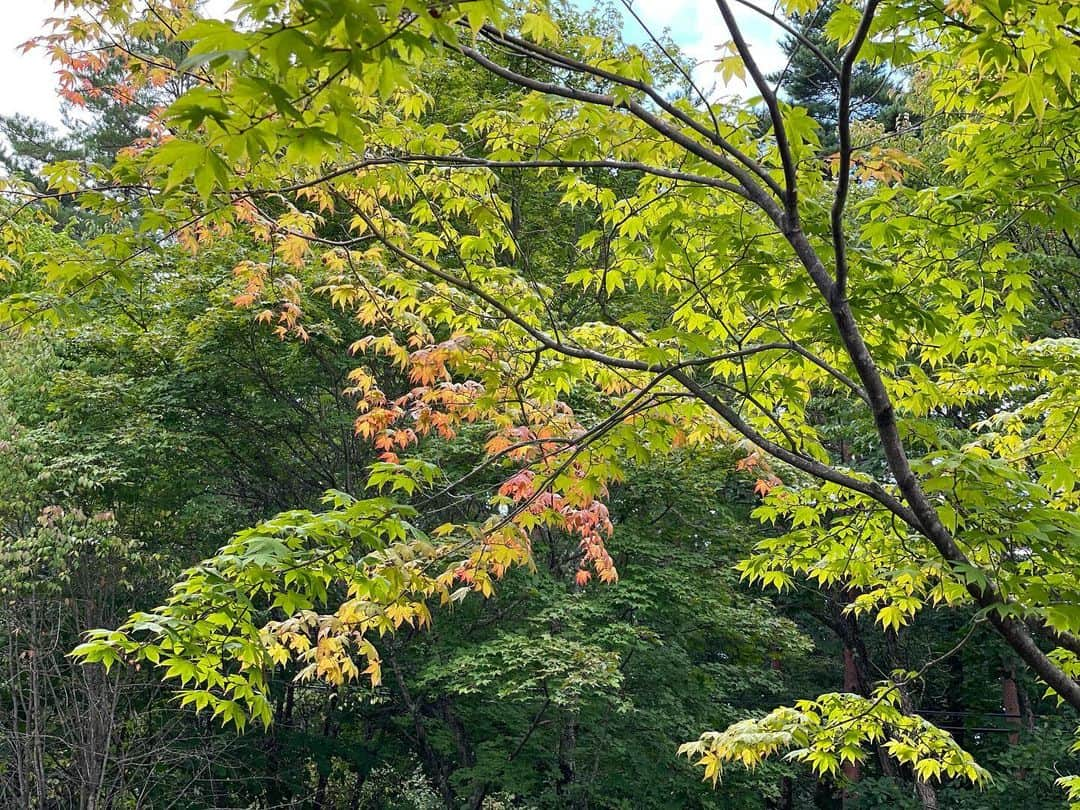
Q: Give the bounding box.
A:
[766,0,901,149]
[0,18,191,230]
[7,0,1080,801]
[0,217,425,806]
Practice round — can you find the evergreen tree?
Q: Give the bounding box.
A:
[768,0,900,150]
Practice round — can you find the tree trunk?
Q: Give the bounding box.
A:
[828,593,897,780]
[841,647,861,807]
[945,647,966,748]
[556,715,581,808]
[1002,668,1022,745]
[896,681,940,810]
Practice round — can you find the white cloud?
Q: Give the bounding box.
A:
[617,0,787,100]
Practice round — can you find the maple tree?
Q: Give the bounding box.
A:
[0,255,825,805]
[4,0,1080,801]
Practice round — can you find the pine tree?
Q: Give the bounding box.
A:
[768,0,900,151]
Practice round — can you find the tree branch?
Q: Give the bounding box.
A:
[475,23,784,198]
[456,42,784,220]
[729,0,841,80]
[713,0,800,218]
[253,153,749,199]
[831,0,881,297]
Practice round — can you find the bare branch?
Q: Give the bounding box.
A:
[729,0,841,80]
[255,153,749,199]
[713,0,800,218]
[832,0,882,296]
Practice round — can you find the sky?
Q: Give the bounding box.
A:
[0,3,69,127]
[0,0,785,130]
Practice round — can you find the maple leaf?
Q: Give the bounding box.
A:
[754,476,782,497]
[498,469,536,501]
